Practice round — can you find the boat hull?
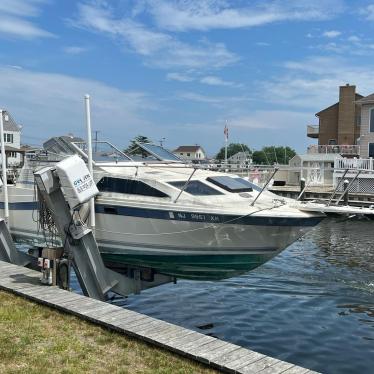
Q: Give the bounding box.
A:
[1,188,323,280]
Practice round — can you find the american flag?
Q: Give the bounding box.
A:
[224,123,229,140]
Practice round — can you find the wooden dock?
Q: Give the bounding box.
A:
[0,260,318,374]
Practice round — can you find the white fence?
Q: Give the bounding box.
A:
[334,158,374,171]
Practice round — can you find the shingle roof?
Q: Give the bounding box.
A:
[356,93,374,104]
[173,145,202,153]
[1,111,21,132]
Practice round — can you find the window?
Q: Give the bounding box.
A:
[207,176,255,193]
[97,177,168,197]
[369,143,374,158]
[233,177,262,192]
[370,108,374,133]
[328,139,337,145]
[187,153,190,157]
[3,133,13,143]
[168,180,223,196]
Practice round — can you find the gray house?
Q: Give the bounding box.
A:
[1,111,22,166]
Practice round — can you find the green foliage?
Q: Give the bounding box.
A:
[215,143,251,160]
[124,135,152,156]
[252,146,296,165]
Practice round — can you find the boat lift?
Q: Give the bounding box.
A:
[0,155,173,301]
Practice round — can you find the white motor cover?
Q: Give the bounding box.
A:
[55,155,99,209]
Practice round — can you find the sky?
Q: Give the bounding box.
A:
[2,0,374,156]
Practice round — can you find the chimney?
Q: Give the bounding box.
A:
[338,84,356,145]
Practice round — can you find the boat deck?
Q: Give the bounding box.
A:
[0,260,318,374]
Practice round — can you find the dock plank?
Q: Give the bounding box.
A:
[0,261,319,374]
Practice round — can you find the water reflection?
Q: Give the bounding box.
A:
[307,218,374,272]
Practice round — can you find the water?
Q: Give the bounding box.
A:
[74,218,374,374]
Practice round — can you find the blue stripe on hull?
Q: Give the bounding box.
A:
[95,204,322,227]
[0,201,323,227]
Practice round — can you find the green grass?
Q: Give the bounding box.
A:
[0,290,218,374]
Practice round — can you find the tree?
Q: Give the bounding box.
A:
[215,143,251,160]
[124,135,152,156]
[252,146,296,165]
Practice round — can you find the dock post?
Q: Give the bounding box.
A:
[299,178,306,201]
[343,179,349,205]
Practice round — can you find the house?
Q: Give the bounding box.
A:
[173,145,207,161]
[228,151,251,166]
[307,84,362,156]
[1,110,22,166]
[356,93,374,158]
[287,153,341,186]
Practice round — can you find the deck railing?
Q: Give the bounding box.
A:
[307,145,360,155]
[334,157,374,171]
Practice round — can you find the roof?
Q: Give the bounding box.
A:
[5,145,23,152]
[315,93,363,116]
[173,145,203,153]
[299,154,342,162]
[228,151,250,159]
[356,93,374,104]
[1,111,21,132]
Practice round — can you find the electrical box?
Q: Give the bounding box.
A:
[55,155,99,209]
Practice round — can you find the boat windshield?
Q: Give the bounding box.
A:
[233,177,262,192]
[207,176,254,193]
[72,141,133,162]
[135,142,182,162]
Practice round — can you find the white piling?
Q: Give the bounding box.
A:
[0,110,9,225]
[84,95,95,235]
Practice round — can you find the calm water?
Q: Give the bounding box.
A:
[76,218,374,374]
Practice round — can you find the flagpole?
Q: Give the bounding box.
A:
[0,110,9,226]
[224,120,228,167]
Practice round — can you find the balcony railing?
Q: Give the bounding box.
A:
[307,145,360,155]
[335,157,374,171]
[307,125,319,138]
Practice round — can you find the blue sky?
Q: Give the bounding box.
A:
[1,0,374,156]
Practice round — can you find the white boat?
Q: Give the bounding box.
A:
[2,139,324,280]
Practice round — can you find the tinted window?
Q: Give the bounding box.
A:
[234,177,262,192]
[369,143,374,157]
[371,109,374,133]
[97,177,168,197]
[207,176,253,193]
[168,180,223,196]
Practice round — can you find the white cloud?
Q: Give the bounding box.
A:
[256,41,270,46]
[74,2,238,69]
[144,0,344,32]
[166,72,194,82]
[179,91,250,104]
[200,75,240,87]
[0,66,155,142]
[0,0,53,39]
[228,110,309,130]
[261,56,374,109]
[63,46,89,55]
[360,4,374,21]
[347,35,360,43]
[323,30,341,38]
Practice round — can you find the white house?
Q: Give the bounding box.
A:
[228,151,251,166]
[1,110,22,166]
[173,145,207,161]
[287,153,342,186]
